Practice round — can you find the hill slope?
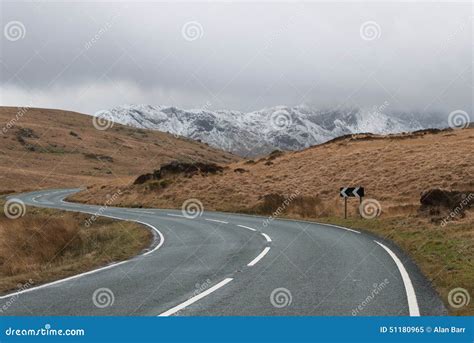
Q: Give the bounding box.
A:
[73,128,473,216]
[0,107,237,194]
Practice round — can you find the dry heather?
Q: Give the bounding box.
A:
[0,106,237,194]
[0,201,151,294]
[72,128,473,216]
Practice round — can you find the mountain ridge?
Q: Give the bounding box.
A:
[96,104,446,156]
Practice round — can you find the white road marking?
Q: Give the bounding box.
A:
[322,223,360,234]
[167,213,186,218]
[0,260,129,300]
[247,247,271,267]
[237,224,256,231]
[0,215,164,300]
[374,240,420,317]
[158,278,233,316]
[126,210,155,215]
[261,232,272,242]
[205,218,229,224]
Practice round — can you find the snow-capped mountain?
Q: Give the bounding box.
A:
[96,105,444,156]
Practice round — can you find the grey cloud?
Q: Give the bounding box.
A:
[0,1,472,116]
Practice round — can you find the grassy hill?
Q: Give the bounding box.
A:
[0,107,238,194]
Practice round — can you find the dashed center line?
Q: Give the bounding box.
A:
[322,223,361,234]
[158,278,234,316]
[205,218,229,224]
[261,233,272,242]
[167,213,186,218]
[247,247,271,267]
[237,224,256,231]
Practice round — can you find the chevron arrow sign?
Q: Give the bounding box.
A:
[340,187,365,198]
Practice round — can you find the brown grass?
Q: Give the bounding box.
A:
[0,201,152,294]
[0,106,238,194]
[71,128,473,217]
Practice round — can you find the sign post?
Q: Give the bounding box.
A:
[340,187,365,219]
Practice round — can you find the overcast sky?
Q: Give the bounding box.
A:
[0,1,472,116]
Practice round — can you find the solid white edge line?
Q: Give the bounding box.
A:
[247,247,271,267]
[205,218,228,224]
[237,224,256,232]
[158,278,233,316]
[374,240,420,317]
[0,214,164,300]
[261,232,272,242]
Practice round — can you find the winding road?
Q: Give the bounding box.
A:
[0,189,446,316]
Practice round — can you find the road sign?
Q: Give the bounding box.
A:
[340,187,365,218]
[340,187,364,198]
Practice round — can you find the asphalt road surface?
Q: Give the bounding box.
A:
[1,189,446,316]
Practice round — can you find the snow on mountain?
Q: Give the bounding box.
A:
[96,104,442,156]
